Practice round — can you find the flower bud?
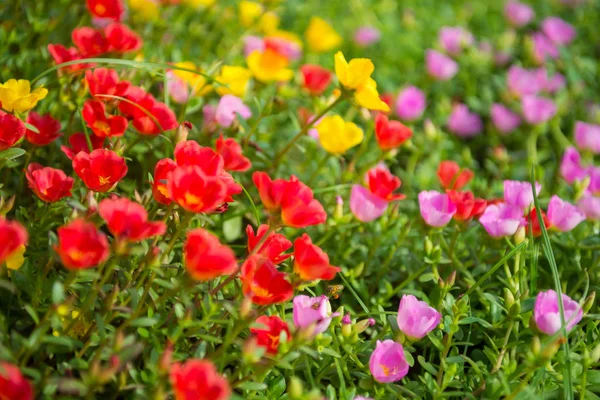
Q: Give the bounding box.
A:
[334,195,344,220]
[0,195,16,216]
[424,119,437,140]
[341,323,352,337]
[590,343,600,363]
[288,377,303,399]
[531,336,541,356]
[424,236,433,256]
[446,270,456,288]
[504,288,515,309]
[176,121,192,144]
[240,297,253,319]
[513,226,526,245]
[583,291,596,313]
[332,306,345,325]
[353,319,371,334]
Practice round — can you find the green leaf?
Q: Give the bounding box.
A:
[418,355,438,375]
[237,382,267,391]
[223,216,242,242]
[24,305,39,324]
[130,317,158,327]
[52,281,65,304]
[459,317,492,328]
[0,148,26,160]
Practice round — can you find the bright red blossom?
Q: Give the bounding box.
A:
[85,68,131,100]
[293,233,340,281]
[0,111,26,150]
[72,27,110,57]
[184,228,237,281]
[169,359,230,400]
[215,135,252,172]
[246,224,292,264]
[26,163,74,203]
[167,166,227,213]
[527,207,551,237]
[0,219,28,265]
[447,190,487,221]
[73,148,128,192]
[55,219,110,269]
[250,315,290,355]
[300,64,332,95]
[47,44,87,72]
[374,113,413,150]
[152,158,177,205]
[61,132,105,160]
[99,197,166,242]
[253,172,327,228]
[82,100,128,138]
[119,88,177,135]
[25,112,62,146]
[437,161,474,190]
[0,362,34,400]
[86,0,124,21]
[366,166,406,202]
[105,23,143,53]
[241,255,294,305]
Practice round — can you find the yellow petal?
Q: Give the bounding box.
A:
[305,17,342,53]
[239,0,263,27]
[317,115,364,154]
[355,80,389,112]
[216,65,252,97]
[15,79,31,97]
[5,245,26,270]
[334,51,349,88]
[259,11,280,34]
[247,50,293,83]
[345,59,374,89]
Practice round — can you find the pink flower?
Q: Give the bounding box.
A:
[354,397,374,400]
[578,193,600,220]
[504,180,541,211]
[504,1,535,27]
[215,95,252,128]
[542,17,576,46]
[353,26,381,47]
[243,35,265,58]
[531,32,560,63]
[396,295,441,340]
[574,121,600,154]
[369,340,409,383]
[447,104,482,137]
[522,95,556,125]
[560,147,587,184]
[438,26,474,56]
[534,290,582,335]
[202,104,217,133]
[507,66,543,98]
[349,185,389,223]
[166,71,190,104]
[547,195,585,232]
[395,86,426,121]
[491,103,521,134]
[418,190,456,227]
[293,295,338,336]
[588,167,600,194]
[538,69,566,94]
[426,49,458,81]
[479,203,524,238]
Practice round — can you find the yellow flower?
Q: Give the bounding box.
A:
[128,0,160,20]
[305,17,342,53]
[215,66,252,97]
[316,115,364,154]
[5,245,25,270]
[173,62,213,96]
[259,11,280,34]
[247,49,294,83]
[0,79,47,113]
[239,0,263,27]
[181,0,215,7]
[334,52,389,112]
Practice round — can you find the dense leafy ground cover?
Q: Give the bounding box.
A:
[0,0,599,399]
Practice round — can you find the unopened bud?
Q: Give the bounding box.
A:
[531,336,541,356]
[541,339,561,361]
[354,319,371,334]
[176,121,192,144]
[353,262,364,278]
[508,302,521,318]
[504,288,515,309]
[590,343,600,363]
[240,297,253,319]
[288,377,303,399]
[424,119,437,140]
[0,195,16,215]
[425,236,433,256]
[334,196,344,220]
[446,270,456,288]
[341,323,352,337]
[513,226,526,245]
[332,307,345,324]
[583,291,596,313]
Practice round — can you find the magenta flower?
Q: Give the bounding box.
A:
[560,147,587,184]
[531,32,560,63]
[479,203,524,238]
[504,180,541,211]
[438,26,474,56]
[353,26,381,47]
[418,190,456,227]
[369,340,409,383]
[588,167,600,194]
[575,121,600,154]
[201,104,217,133]
[350,185,389,223]
[578,193,600,220]
[447,103,483,137]
[396,295,441,340]
[522,95,556,125]
[243,35,265,58]
[504,1,535,27]
[354,397,374,400]
[395,86,426,121]
[426,49,459,81]
[534,290,582,335]
[215,95,252,128]
[293,295,338,336]
[547,195,586,232]
[542,17,576,46]
[507,66,542,98]
[491,103,521,134]
[538,69,566,94]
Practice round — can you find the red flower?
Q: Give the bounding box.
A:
[61,132,105,160]
[119,89,177,135]
[72,27,110,57]
[152,158,177,205]
[25,112,62,146]
[527,207,551,237]
[0,219,28,265]
[366,165,406,202]
[380,92,395,113]
[293,233,340,281]
[437,160,474,190]
[241,255,294,305]
[85,68,131,100]
[252,172,327,228]
[82,100,128,138]
[246,224,292,264]
[105,23,142,53]
[167,166,227,213]
[215,135,251,172]
[169,359,230,400]
[300,64,332,95]
[55,219,110,269]
[250,315,290,355]
[73,148,128,192]
[86,0,124,21]
[47,44,86,72]
[99,197,166,242]
[184,228,237,281]
[0,362,34,400]
[26,163,74,203]
[447,190,487,221]
[0,111,26,150]
[374,113,413,150]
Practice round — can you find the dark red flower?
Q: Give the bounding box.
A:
[184,228,237,281]
[0,111,26,150]
[82,100,128,138]
[0,219,28,265]
[300,64,332,95]
[105,23,143,53]
[85,68,131,100]
[447,190,487,221]
[374,113,413,150]
[152,158,177,205]
[250,315,290,355]
[241,255,294,305]
[0,362,34,400]
[437,160,474,190]
[99,197,166,242]
[527,207,551,237]
[246,224,292,264]
[293,233,340,281]
[26,163,74,203]
[215,135,251,172]
[25,112,62,146]
[169,359,230,400]
[61,132,105,160]
[72,27,110,57]
[86,0,124,21]
[55,219,110,269]
[366,165,406,202]
[73,148,128,192]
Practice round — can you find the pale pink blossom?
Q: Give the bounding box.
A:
[542,17,576,46]
[418,190,456,227]
[491,103,521,134]
[426,49,459,81]
[479,203,524,238]
[396,295,441,340]
[547,195,586,231]
[447,104,482,137]
[369,340,409,383]
[534,290,582,335]
[504,1,535,27]
[215,95,252,128]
